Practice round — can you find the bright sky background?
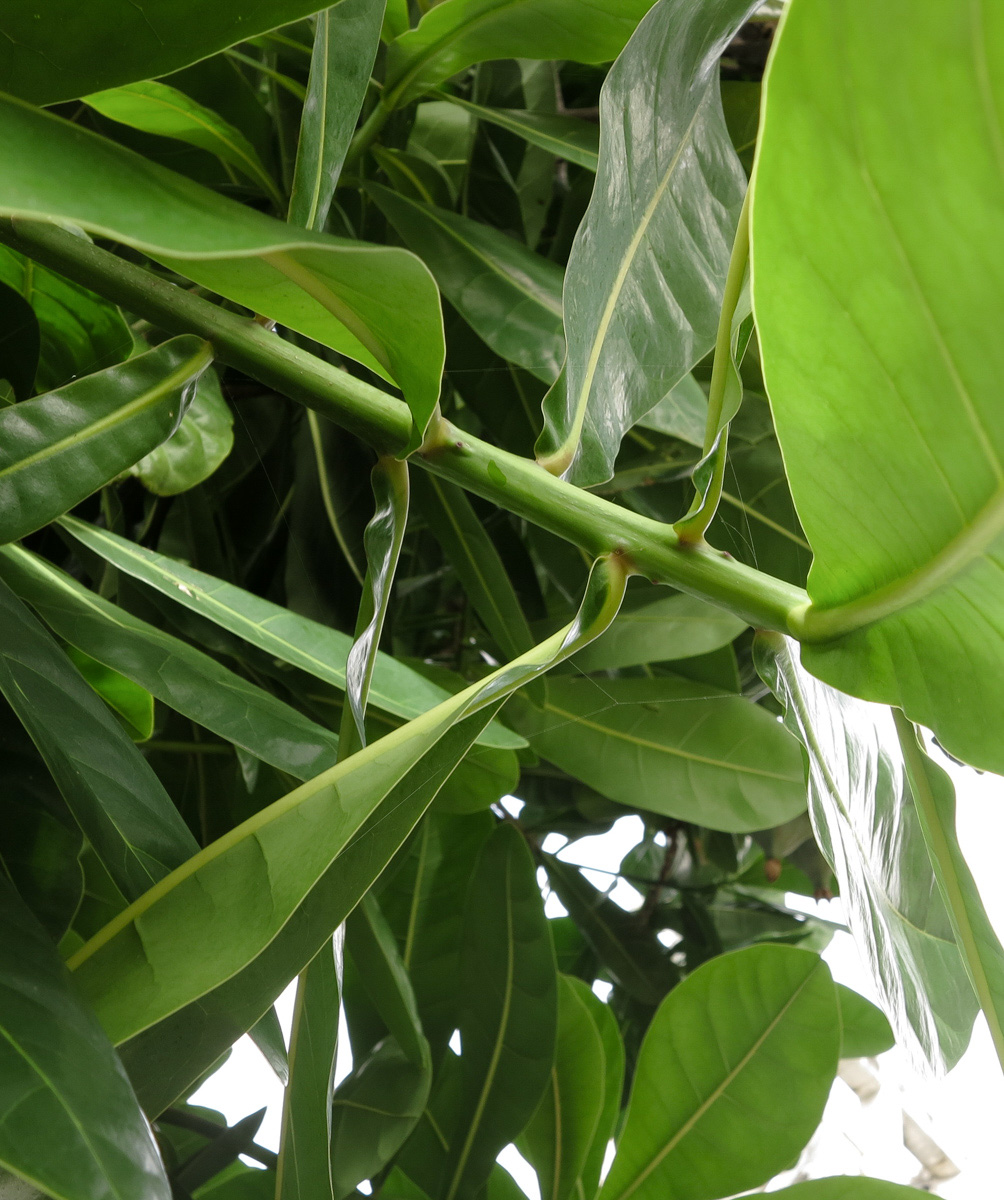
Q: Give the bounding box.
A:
[193,747,1004,1196]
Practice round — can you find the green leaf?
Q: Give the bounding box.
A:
[755,633,979,1070]
[130,367,234,496]
[442,97,599,171]
[513,674,807,832]
[0,575,198,902]
[636,373,707,449]
[0,0,349,106]
[0,278,39,400]
[369,184,565,383]
[0,544,343,781]
[0,336,211,544]
[752,0,1004,774]
[0,99,444,441]
[82,80,283,208]
[433,742,519,815]
[64,645,155,741]
[598,945,840,1200]
[536,0,754,482]
[836,984,894,1059]
[59,516,522,750]
[767,1183,931,1200]
[412,472,535,662]
[895,712,1004,1072]
[577,984,626,1200]
[68,558,626,1050]
[289,0,386,231]
[0,875,171,1200]
[0,244,132,393]
[570,586,746,673]
[442,823,558,1200]
[276,936,342,1200]
[517,975,608,1200]
[385,0,657,107]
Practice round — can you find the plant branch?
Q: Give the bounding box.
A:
[0,218,809,634]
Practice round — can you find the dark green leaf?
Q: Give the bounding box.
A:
[0,278,39,400]
[443,98,599,171]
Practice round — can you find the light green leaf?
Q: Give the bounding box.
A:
[836,984,894,1059]
[0,575,198,902]
[0,544,343,781]
[289,0,387,231]
[598,945,840,1200]
[577,984,626,1200]
[755,633,979,1070]
[385,0,656,107]
[513,674,807,832]
[0,876,171,1200]
[768,1183,931,1200]
[0,97,444,442]
[82,80,283,208]
[0,244,132,393]
[59,516,522,750]
[0,336,210,544]
[68,558,626,1050]
[369,184,565,383]
[0,0,350,106]
[536,0,754,482]
[442,97,599,171]
[753,0,1004,774]
[130,367,233,496]
[432,742,520,814]
[895,712,1004,1071]
[570,585,746,673]
[64,645,155,741]
[442,823,558,1200]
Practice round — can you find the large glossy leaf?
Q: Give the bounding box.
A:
[0,545,342,781]
[0,97,444,441]
[369,185,565,383]
[443,98,599,171]
[289,0,386,231]
[60,516,521,750]
[69,558,626,1049]
[0,875,170,1200]
[0,336,210,544]
[0,244,132,393]
[895,712,1004,1070]
[82,80,283,208]
[536,0,754,482]
[755,633,979,1070]
[752,0,1004,774]
[598,945,840,1200]
[441,823,558,1200]
[0,575,198,902]
[0,0,344,105]
[513,674,807,832]
[385,0,657,107]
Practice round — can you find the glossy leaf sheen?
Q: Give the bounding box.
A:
[537,0,754,483]
[0,336,210,544]
[514,674,807,832]
[0,97,444,437]
[598,945,840,1200]
[753,0,1004,773]
[756,633,978,1070]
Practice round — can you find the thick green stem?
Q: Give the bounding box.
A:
[0,218,808,633]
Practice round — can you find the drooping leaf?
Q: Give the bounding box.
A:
[385,0,657,107]
[0,336,211,544]
[0,875,171,1200]
[513,674,807,832]
[755,632,979,1070]
[836,984,895,1059]
[440,823,558,1200]
[0,98,444,443]
[598,945,840,1200]
[442,97,599,171]
[0,278,39,400]
[0,544,344,781]
[369,184,565,383]
[289,0,387,231]
[536,0,755,482]
[0,575,198,902]
[82,80,283,208]
[0,244,133,393]
[0,0,350,105]
[752,0,1004,774]
[59,516,522,749]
